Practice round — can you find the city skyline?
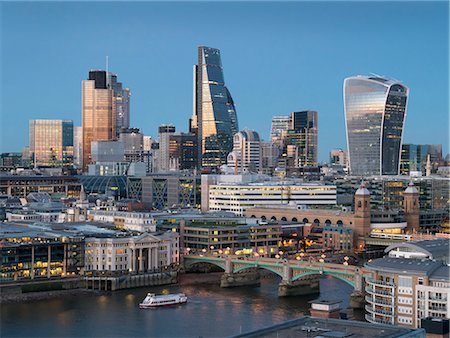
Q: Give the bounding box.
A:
[1,1,448,161]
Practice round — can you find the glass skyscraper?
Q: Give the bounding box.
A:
[191,46,238,168]
[344,76,409,176]
[29,120,74,167]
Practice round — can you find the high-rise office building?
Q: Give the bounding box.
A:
[227,129,262,174]
[169,133,197,170]
[82,70,116,170]
[400,144,443,175]
[286,111,318,167]
[109,73,131,137]
[158,124,176,171]
[270,116,290,145]
[29,120,74,167]
[191,46,238,169]
[330,149,348,168]
[344,75,409,176]
[73,126,83,168]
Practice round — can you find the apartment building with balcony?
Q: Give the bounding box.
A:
[364,239,449,329]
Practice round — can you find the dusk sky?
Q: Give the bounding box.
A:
[1,1,448,161]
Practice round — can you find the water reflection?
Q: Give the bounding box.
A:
[2,276,355,338]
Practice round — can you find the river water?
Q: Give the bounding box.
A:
[1,275,357,338]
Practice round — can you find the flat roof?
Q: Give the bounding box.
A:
[365,257,444,277]
[231,316,424,338]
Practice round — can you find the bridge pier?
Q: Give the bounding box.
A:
[349,291,365,309]
[220,269,261,288]
[349,268,365,308]
[278,275,320,297]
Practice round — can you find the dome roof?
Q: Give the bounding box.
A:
[404,181,419,194]
[355,183,370,196]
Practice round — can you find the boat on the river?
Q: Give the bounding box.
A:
[139,293,187,308]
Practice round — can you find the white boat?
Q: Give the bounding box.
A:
[139,293,187,308]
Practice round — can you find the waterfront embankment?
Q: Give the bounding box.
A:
[1,272,225,304]
[0,288,96,304]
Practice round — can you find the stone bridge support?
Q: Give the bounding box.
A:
[278,264,320,297]
[220,260,260,287]
[349,268,365,309]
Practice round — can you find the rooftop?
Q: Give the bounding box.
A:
[365,257,445,277]
[385,239,449,260]
[232,316,424,338]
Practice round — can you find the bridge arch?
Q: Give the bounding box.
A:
[313,219,320,225]
[250,215,256,218]
[261,215,266,221]
[271,216,277,221]
[292,217,298,222]
[325,219,332,226]
[233,265,283,278]
[184,258,226,272]
[337,220,343,226]
[281,217,287,221]
[292,271,354,287]
[302,218,309,223]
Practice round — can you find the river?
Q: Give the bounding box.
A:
[1,275,358,337]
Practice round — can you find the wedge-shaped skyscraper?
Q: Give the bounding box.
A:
[191,46,238,168]
[344,75,409,176]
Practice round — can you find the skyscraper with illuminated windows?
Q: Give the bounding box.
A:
[29,120,74,167]
[191,46,238,169]
[344,75,409,176]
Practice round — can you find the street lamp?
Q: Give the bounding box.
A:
[343,256,349,266]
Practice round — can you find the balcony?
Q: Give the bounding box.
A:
[366,286,394,297]
[365,305,394,316]
[429,296,448,302]
[429,306,447,312]
[365,314,394,325]
[366,278,395,288]
[365,295,393,306]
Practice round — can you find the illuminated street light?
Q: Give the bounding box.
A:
[275,254,280,259]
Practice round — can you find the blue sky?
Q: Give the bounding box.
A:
[1,1,448,161]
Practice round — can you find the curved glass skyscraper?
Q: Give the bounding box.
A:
[344,76,409,176]
[191,46,238,169]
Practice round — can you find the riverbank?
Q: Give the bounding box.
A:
[0,288,97,304]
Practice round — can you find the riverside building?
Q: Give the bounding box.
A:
[365,239,449,329]
[84,232,179,274]
[156,213,281,256]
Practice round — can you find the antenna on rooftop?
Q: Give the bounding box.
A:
[106,56,109,88]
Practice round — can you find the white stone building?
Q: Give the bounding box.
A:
[84,232,179,273]
[227,130,262,174]
[88,210,157,232]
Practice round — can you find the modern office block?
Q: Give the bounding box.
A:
[191,46,238,168]
[29,120,74,167]
[344,76,409,176]
[227,129,261,174]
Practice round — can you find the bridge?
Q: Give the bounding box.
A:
[184,254,372,308]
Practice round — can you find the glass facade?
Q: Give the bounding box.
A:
[82,70,116,171]
[344,76,408,176]
[29,120,74,167]
[192,46,238,168]
[400,144,443,175]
